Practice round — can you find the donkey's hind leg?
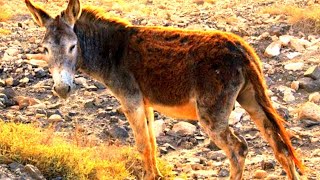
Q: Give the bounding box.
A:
[237,83,300,180]
[197,88,248,180]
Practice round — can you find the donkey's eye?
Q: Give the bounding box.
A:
[69,45,76,53]
[44,47,49,54]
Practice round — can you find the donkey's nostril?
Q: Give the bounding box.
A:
[53,86,57,92]
[67,85,71,93]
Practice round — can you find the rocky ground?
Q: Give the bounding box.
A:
[1,0,320,179]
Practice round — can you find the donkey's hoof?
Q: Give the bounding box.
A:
[143,172,164,180]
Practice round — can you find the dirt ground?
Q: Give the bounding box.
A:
[0,0,320,179]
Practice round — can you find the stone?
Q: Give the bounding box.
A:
[218,168,229,177]
[5,77,14,86]
[68,111,78,116]
[269,24,290,36]
[264,41,282,57]
[304,66,320,80]
[290,81,299,91]
[8,162,24,172]
[301,119,320,128]
[266,174,280,180]
[279,35,293,46]
[309,92,320,103]
[253,170,268,179]
[298,102,320,121]
[298,77,320,92]
[107,125,129,140]
[0,79,5,87]
[19,77,29,84]
[207,150,227,161]
[193,0,204,5]
[84,100,95,108]
[23,164,45,180]
[172,121,197,136]
[87,85,98,91]
[47,103,62,109]
[289,38,305,52]
[259,32,271,39]
[48,114,63,122]
[0,93,9,107]
[190,163,202,170]
[229,111,243,125]
[97,110,110,119]
[284,62,304,71]
[286,52,301,59]
[93,81,105,89]
[5,47,20,56]
[153,119,165,137]
[1,88,16,99]
[34,68,47,78]
[283,88,295,102]
[261,159,276,170]
[74,77,88,88]
[13,96,40,109]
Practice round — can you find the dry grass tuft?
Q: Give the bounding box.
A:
[0,28,11,35]
[0,5,12,22]
[261,4,320,33]
[0,121,174,179]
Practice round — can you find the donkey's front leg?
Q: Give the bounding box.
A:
[122,101,160,180]
[145,106,163,178]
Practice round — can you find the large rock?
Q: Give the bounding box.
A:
[48,114,63,122]
[5,47,20,56]
[153,119,165,137]
[264,41,282,57]
[284,62,304,71]
[13,96,40,109]
[289,38,307,52]
[172,121,197,136]
[304,66,320,80]
[23,164,45,180]
[279,35,293,46]
[106,125,129,140]
[309,92,320,103]
[253,170,268,179]
[283,88,295,102]
[298,77,320,92]
[298,102,320,121]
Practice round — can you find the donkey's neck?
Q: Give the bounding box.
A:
[73,8,129,83]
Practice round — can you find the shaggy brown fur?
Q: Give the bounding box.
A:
[25,0,304,179]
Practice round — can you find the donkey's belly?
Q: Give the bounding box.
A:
[151,100,198,120]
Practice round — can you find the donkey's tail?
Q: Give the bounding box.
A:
[241,43,305,174]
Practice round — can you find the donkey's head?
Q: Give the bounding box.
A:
[25,0,82,98]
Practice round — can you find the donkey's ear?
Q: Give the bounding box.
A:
[63,0,82,27]
[25,0,53,27]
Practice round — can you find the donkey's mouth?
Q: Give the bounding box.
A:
[53,85,72,99]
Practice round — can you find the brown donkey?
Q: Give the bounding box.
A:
[25,0,304,179]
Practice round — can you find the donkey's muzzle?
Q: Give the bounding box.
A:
[53,84,71,99]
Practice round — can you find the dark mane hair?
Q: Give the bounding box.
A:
[77,6,131,28]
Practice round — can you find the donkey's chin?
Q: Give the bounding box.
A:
[52,89,71,99]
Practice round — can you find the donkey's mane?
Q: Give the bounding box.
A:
[77,6,131,27]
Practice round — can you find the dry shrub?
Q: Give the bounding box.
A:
[0,3,12,22]
[0,121,174,179]
[262,4,320,33]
